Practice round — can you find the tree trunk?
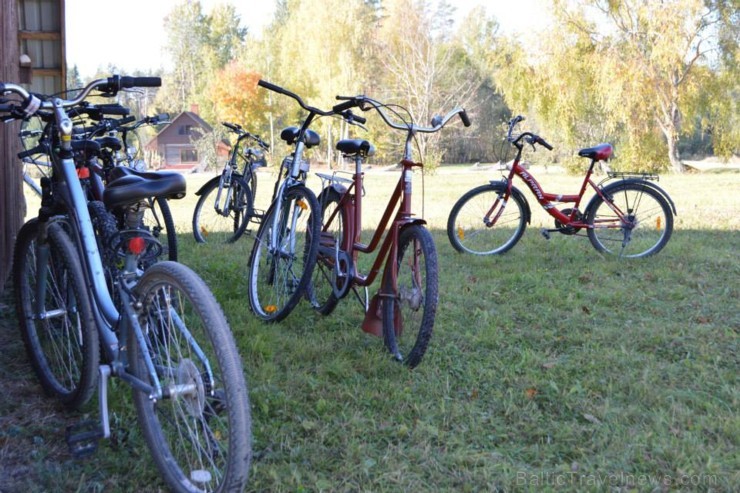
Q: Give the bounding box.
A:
[0,0,26,295]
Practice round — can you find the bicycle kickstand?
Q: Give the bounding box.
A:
[65,365,111,458]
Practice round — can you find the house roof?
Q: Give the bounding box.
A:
[145,111,229,150]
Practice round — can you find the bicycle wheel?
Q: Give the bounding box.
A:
[382,224,438,369]
[308,188,347,315]
[13,219,99,410]
[586,181,673,258]
[247,185,320,322]
[144,196,178,261]
[447,183,527,255]
[193,175,253,244]
[130,261,252,493]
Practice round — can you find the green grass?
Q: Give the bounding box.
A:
[2,165,738,492]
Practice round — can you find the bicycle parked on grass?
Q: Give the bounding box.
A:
[1,76,252,493]
[308,95,470,368]
[247,80,362,322]
[18,105,179,261]
[192,122,269,244]
[447,115,676,258]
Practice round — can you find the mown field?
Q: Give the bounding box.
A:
[1,164,738,492]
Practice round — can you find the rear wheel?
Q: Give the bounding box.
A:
[193,175,253,244]
[13,219,99,410]
[131,261,252,493]
[447,183,527,255]
[308,188,348,315]
[144,196,178,261]
[247,185,321,322]
[382,225,438,369]
[586,181,673,258]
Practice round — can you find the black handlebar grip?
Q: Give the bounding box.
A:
[222,122,239,131]
[98,104,130,116]
[18,144,47,159]
[332,99,358,113]
[116,115,136,126]
[119,77,161,88]
[460,109,471,127]
[538,137,554,151]
[257,79,286,95]
[352,113,367,125]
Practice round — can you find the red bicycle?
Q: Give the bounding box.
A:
[447,116,676,258]
[308,95,470,368]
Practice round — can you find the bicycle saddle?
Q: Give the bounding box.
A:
[280,126,320,148]
[578,144,613,161]
[95,136,123,152]
[336,139,375,158]
[71,139,101,155]
[103,166,186,210]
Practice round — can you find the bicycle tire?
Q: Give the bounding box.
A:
[145,196,178,261]
[192,175,253,244]
[586,181,674,258]
[447,183,527,255]
[247,185,321,322]
[308,187,347,315]
[130,261,252,493]
[13,219,99,410]
[382,224,438,369]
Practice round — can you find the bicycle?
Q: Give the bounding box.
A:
[19,105,179,262]
[247,80,360,322]
[308,95,470,368]
[192,122,269,244]
[447,115,676,258]
[1,76,252,492]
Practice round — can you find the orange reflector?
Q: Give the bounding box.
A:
[656,217,662,230]
[129,236,146,255]
[200,226,209,237]
[297,200,307,211]
[457,227,464,240]
[265,305,277,313]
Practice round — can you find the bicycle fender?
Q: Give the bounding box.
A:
[489,180,532,224]
[589,179,677,216]
[194,176,221,196]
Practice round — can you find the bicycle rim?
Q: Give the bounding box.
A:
[131,261,252,493]
[248,186,320,322]
[194,176,252,244]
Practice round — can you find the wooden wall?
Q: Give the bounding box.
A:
[1,0,25,294]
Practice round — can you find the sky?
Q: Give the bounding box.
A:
[65,0,549,79]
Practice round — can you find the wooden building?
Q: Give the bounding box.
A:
[0,0,65,293]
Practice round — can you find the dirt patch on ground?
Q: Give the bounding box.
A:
[0,291,78,493]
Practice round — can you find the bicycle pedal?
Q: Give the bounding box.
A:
[65,420,104,458]
[540,228,551,240]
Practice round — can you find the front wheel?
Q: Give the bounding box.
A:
[447,183,527,255]
[193,175,254,244]
[247,185,321,322]
[13,219,99,410]
[586,181,673,258]
[382,225,438,369]
[131,261,252,493]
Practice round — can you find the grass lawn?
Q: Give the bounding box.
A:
[1,164,738,492]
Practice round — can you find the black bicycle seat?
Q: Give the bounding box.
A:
[280,126,320,148]
[336,139,375,158]
[103,166,186,210]
[578,144,613,161]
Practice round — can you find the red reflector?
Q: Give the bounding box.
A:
[77,167,90,179]
[128,236,146,255]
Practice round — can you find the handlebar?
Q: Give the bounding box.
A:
[335,94,469,134]
[507,115,553,151]
[221,122,270,149]
[0,76,162,119]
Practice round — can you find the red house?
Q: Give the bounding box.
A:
[145,109,230,170]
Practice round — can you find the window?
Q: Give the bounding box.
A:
[178,125,193,136]
[181,149,198,163]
